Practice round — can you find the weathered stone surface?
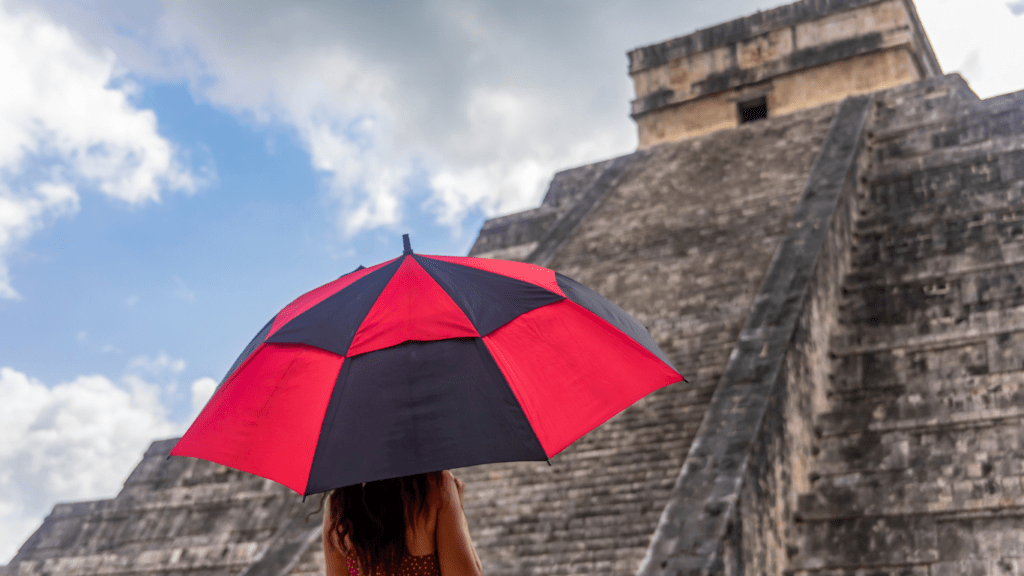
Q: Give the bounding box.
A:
[627,0,940,146]
[636,95,872,576]
[789,77,1024,575]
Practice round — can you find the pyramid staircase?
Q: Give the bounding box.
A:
[790,76,1024,574]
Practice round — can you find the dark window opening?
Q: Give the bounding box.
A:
[738,96,768,123]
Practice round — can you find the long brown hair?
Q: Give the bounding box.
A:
[325,472,441,576]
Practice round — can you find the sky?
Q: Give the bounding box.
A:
[1,0,1023,563]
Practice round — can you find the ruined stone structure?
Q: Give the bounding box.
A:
[628,0,940,147]
[7,0,1024,574]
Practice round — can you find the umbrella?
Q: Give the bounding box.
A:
[171,235,683,496]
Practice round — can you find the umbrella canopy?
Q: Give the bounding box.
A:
[172,236,683,495]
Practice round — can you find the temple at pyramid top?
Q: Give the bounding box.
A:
[627,0,941,147]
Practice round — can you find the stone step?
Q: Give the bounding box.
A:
[820,375,1024,437]
[785,79,1024,576]
[790,514,940,571]
[27,495,310,554]
[8,540,266,575]
[798,468,1024,521]
[831,336,990,391]
[869,74,980,135]
[832,304,1024,356]
[788,509,1024,574]
[858,148,1024,224]
[846,233,1024,293]
[809,415,1024,478]
[839,260,1024,329]
[464,471,677,527]
[868,95,1024,164]
[854,175,1024,237]
[787,565,929,576]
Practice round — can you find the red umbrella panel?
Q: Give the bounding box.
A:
[171,245,683,496]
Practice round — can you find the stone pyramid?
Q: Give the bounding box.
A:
[7,0,1024,574]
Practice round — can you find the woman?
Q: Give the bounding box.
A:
[323,470,483,576]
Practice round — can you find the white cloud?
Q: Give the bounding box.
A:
[13,1,641,238]
[0,181,79,299]
[78,330,122,355]
[171,275,196,303]
[11,0,1024,249]
[0,2,198,299]
[189,376,217,419]
[0,355,218,563]
[916,0,1024,99]
[126,351,186,375]
[124,352,187,408]
[0,366,179,563]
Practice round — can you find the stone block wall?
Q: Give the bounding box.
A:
[789,75,1024,574]
[633,73,1024,575]
[737,116,865,576]
[627,0,939,146]
[635,95,873,576]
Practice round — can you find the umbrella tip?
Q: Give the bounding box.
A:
[402,234,413,255]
